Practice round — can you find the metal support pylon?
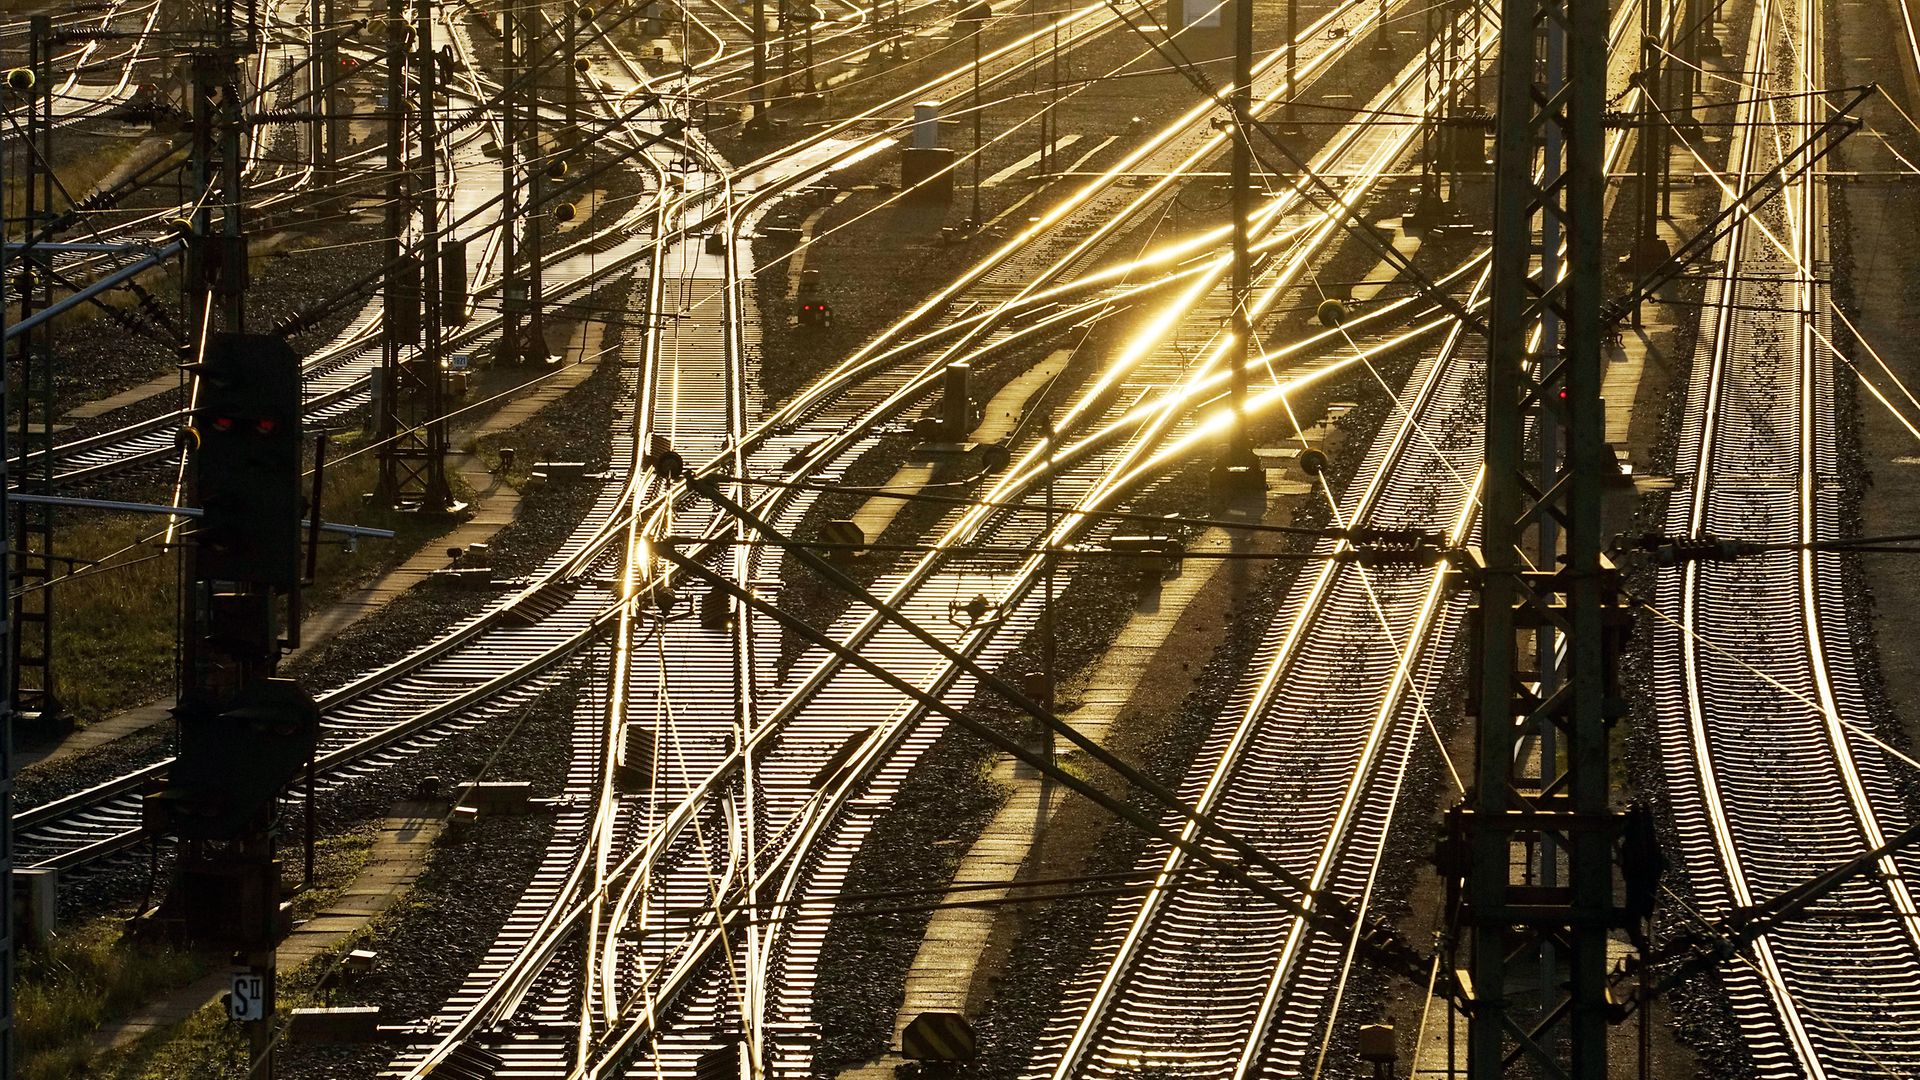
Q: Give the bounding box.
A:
[376,0,413,502]
[1448,0,1636,1073]
[11,17,59,724]
[500,0,521,364]
[374,0,454,510]
[0,25,25,1080]
[1211,0,1265,499]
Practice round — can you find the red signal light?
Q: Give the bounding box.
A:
[213,416,235,431]
[256,418,277,435]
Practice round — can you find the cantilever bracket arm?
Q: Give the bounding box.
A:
[1600,84,1875,327]
[1638,818,1920,1004]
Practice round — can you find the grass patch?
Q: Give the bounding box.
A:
[46,431,461,726]
[16,827,377,1079]
[15,922,211,1080]
[47,514,177,723]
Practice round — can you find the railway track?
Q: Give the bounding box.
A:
[1021,0,1716,1071]
[582,15,1498,1079]
[13,14,1191,1072]
[385,4,1471,1072]
[1650,0,1920,1069]
[7,0,881,875]
[20,0,1122,492]
[14,0,1920,1075]
[22,8,1459,1076]
[18,0,1373,910]
[0,0,162,130]
[13,0,1204,882]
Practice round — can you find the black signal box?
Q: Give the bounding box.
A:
[190,333,303,588]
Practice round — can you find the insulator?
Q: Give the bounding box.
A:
[1315,298,1346,328]
[553,203,577,223]
[6,68,34,92]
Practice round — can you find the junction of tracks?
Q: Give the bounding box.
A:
[4,0,1920,1075]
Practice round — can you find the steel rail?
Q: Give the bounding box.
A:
[574,20,1486,1069]
[1036,0,1690,1069]
[1658,0,1920,1067]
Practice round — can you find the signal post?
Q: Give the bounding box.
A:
[151,334,317,1079]
[160,16,319,1059]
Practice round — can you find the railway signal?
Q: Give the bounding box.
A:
[153,679,318,841]
[699,584,732,631]
[155,326,313,1078]
[797,269,832,327]
[189,334,304,587]
[798,299,833,327]
[819,519,865,560]
[1357,1022,1397,1078]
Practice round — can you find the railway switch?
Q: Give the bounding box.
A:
[617,724,656,792]
[696,1044,746,1080]
[947,593,1002,629]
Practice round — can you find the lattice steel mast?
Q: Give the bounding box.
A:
[1451,0,1637,1073]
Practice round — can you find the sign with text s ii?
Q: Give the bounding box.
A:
[229,971,266,1022]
